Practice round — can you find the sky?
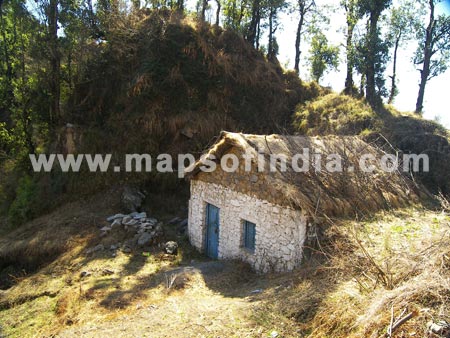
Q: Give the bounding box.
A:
[198,0,450,128]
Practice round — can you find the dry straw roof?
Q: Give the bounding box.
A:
[188,132,418,219]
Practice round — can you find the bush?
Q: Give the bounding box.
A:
[8,175,37,227]
[293,93,380,136]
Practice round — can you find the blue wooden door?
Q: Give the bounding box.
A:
[205,204,220,259]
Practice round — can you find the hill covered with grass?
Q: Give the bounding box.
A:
[67,10,325,157]
[293,93,450,196]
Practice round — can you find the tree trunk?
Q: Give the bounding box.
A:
[48,0,60,124]
[247,0,260,46]
[360,72,365,97]
[19,15,35,155]
[201,0,208,20]
[176,0,184,12]
[268,7,274,60]
[256,19,260,50]
[214,0,220,26]
[415,0,434,114]
[388,34,401,104]
[365,11,380,107]
[344,19,356,95]
[294,9,305,74]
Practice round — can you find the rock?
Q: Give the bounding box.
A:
[110,219,122,228]
[101,268,114,275]
[107,213,127,222]
[250,289,263,294]
[270,331,279,338]
[133,212,147,220]
[427,320,450,336]
[164,241,178,255]
[250,175,258,183]
[178,218,188,227]
[121,186,145,213]
[177,218,188,234]
[110,244,119,251]
[139,223,154,229]
[121,216,133,225]
[137,232,153,247]
[123,219,139,226]
[181,126,195,138]
[145,217,158,225]
[100,226,112,232]
[122,246,132,253]
[86,244,105,254]
[155,223,164,235]
[80,271,92,278]
[168,217,181,224]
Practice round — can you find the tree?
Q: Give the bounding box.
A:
[294,0,315,74]
[267,0,286,61]
[200,0,209,20]
[246,0,262,46]
[308,31,340,82]
[358,0,392,107]
[47,0,61,124]
[386,0,417,104]
[214,0,221,25]
[341,0,360,95]
[0,0,43,157]
[414,0,450,114]
[222,0,249,32]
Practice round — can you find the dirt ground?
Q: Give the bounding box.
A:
[1,190,449,338]
[0,190,293,338]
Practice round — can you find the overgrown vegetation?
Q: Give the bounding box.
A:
[0,191,448,337]
[294,93,450,195]
[253,207,450,337]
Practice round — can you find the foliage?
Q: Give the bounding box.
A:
[356,0,393,106]
[385,0,419,103]
[294,92,450,195]
[7,176,37,227]
[414,12,450,80]
[414,0,450,113]
[308,32,340,82]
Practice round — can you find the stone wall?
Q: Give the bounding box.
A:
[188,180,308,273]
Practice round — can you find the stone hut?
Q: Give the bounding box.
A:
[186,132,416,272]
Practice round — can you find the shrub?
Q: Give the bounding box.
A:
[8,175,37,227]
[293,93,380,136]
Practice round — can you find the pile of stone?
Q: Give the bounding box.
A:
[103,211,164,247]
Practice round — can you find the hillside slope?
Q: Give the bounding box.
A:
[0,191,448,337]
[294,93,450,196]
[67,10,325,158]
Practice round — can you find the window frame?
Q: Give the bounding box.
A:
[242,220,256,254]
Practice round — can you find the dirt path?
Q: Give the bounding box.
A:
[58,291,260,337]
[58,262,267,338]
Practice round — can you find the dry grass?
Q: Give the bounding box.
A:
[188,132,417,218]
[1,187,449,337]
[253,207,450,337]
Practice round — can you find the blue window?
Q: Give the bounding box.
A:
[243,220,256,253]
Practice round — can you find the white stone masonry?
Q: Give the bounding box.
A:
[188,180,308,272]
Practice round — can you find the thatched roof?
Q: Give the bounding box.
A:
[187,131,418,219]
